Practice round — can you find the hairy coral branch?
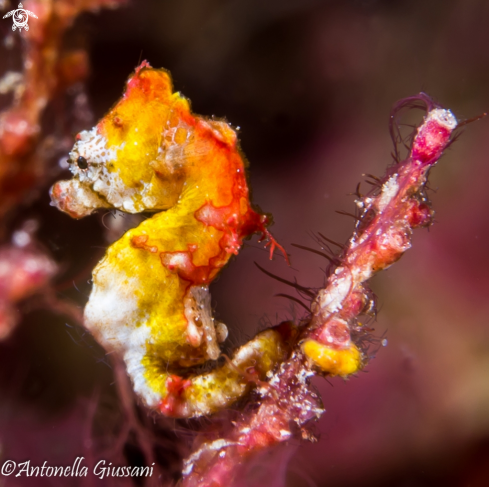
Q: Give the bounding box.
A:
[0,0,126,221]
[180,96,458,487]
[0,0,127,322]
[48,58,458,484]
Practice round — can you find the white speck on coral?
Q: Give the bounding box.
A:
[279,429,292,439]
[427,108,458,131]
[0,71,23,95]
[24,257,42,273]
[182,439,237,476]
[12,230,30,248]
[377,175,399,212]
[317,271,352,315]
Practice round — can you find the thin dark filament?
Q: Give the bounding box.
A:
[336,210,361,221]
[355,182,362,198]
[364,179,381,188]
[348,181,363,197]
[401,134,413,153]
[457,112,487,127]
[275,294,311,312]
[291,243,339,265]
[317,232,344,249]
[254,262,315,298]
[389,93,436,162]
[364,173,382,182]
[397,123,417,129]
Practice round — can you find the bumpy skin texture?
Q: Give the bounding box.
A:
[50,62,287,418]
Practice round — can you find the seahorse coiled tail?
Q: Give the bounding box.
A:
[50,62,289,418]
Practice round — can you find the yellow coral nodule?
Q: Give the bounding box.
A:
[302,339,362,377]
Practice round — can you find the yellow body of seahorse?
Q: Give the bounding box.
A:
[50,62,290,417]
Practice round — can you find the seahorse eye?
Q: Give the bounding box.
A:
[77,155,88,169]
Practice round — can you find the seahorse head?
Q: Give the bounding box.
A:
[50,63,192,219]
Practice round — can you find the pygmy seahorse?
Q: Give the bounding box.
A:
[50,61,289,418]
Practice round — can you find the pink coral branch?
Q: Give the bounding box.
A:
[0,0,126,220]
[0,245,57,340]
[180,95,458,487]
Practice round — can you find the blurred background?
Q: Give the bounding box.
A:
[1,0,489,485]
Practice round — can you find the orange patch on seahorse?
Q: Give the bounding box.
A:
[50,61,289,417]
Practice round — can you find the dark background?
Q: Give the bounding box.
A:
[1,0,489,486]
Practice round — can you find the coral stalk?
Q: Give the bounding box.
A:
[0,0,126,220]
[180,95,458,486]
[0,244,57,340]
[49,57,459,483]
